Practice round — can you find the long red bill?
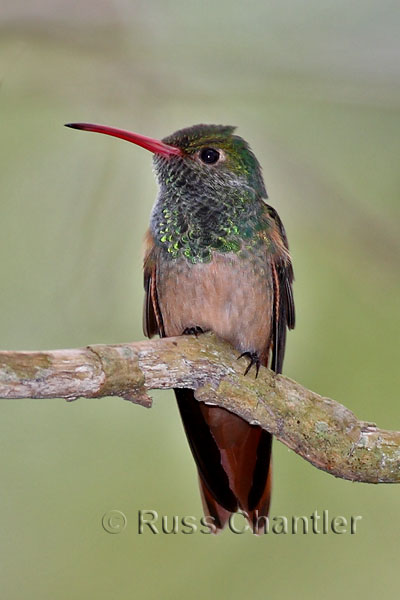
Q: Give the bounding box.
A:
[64,122,182,158]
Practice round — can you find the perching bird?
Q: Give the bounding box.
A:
[66,122,295,533]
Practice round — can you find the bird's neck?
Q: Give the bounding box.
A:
[150,186,268,264]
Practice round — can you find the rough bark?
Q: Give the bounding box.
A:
[0,333,398,483]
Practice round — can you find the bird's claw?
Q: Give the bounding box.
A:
[238,351,261,378]
[182,326,204,337]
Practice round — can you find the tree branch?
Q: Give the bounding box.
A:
[0,333,398,483]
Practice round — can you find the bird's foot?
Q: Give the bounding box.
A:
[182,326,205,337]
[238,351,261,378]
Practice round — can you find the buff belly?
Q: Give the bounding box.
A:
[156,251,274,364]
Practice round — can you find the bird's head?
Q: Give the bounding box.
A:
[65,122,267,198]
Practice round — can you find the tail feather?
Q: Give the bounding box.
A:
[246,455,272,534]
[176,389,272,533]
[198,476,231,532]
[175,389,237,512]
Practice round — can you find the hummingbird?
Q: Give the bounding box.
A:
[65,121,295,532]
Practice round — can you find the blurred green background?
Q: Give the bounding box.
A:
[0,1,399,598]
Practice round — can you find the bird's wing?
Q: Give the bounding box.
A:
[143,229,164,337]
[263,203,295,374]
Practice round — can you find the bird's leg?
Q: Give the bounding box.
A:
[182,326,205,337]
[238,351,261,378]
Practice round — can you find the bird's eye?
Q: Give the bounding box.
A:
[199,148,220,165]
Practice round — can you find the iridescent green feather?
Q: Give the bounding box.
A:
[151,124,272,264]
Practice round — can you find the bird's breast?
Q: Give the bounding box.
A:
[157,251,274,361]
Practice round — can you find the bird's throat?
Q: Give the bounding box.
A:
[150,188,269,264]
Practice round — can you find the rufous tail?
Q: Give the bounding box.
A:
[176,389,272,534]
